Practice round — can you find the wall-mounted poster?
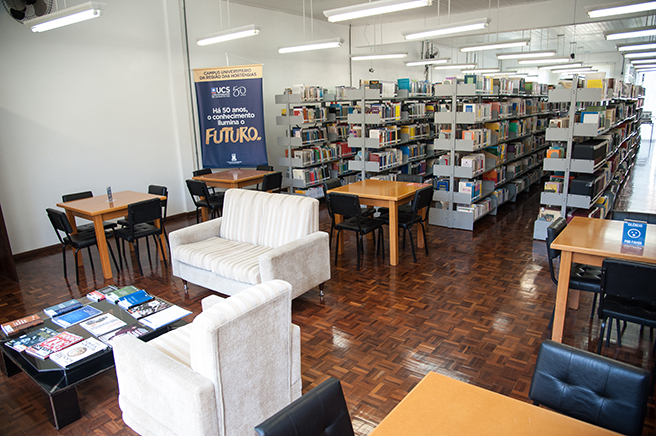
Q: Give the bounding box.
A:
[193,64,267,168]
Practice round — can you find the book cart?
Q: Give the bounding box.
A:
[431,80,554,230]
[532,77,644,240]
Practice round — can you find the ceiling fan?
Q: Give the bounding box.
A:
[3,0,52,23]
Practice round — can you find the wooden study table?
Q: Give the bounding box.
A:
[192,169,274,221]
[56,191,167,280]
[550,216,656,343]
[327,179,427,266]
[370,372,619,435]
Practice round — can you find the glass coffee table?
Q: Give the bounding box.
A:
[0,298,189,429]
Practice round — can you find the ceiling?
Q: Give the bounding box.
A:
[228,0,656,58]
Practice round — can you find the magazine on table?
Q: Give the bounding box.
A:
[127,298,171,319]
[52,305,103,328]
[44,299,83,318]
[138,305,191,330]
[1,314,43,336]
[117,289,154,310]
[24,331,84,359]
[4,327,58,352]
[99,324,150,345]
[105,285,141,304]
[87,285,119,302]
[79,313,127,337]
[49,337,110,368]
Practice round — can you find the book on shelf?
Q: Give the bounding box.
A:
[44,299,83,318]
[117,289,154,310]
[139,305,192,330]
[49,337,109,368]
[79,313,127,336]
[127,298,172,319]
[4,327,58,352]
[106,285,141,304]
[24,331,84,359]
[1,314,43,336]
[99,324,150,345]
[52,305,103,328]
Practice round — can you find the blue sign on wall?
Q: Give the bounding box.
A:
[193,64,268,168]
[622,220,647,247]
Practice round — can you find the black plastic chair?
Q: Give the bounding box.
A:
[186,179,224,223]
[530,340,650,436]
[323,180,375,249]
[46,208,119,285]
[597,258,656,353]
[254,378,355,436]
[112,198,167,276]
[118,185,168,249]
[61,191,118,233]
[378,174,424,215]
[261,171,283,193]
[193,168,219,194]
[328,192,385,270]
[379,186,432,263]
[256,165,274,190]
[546,217,602,319]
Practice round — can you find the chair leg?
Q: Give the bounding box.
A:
[156,234,167,269]
[87,246,94,270]
[616,318,623,348]
[334,229,342,266]
[132,241,143,276]
[380,227,385,259]
[407,228,417,263]
[598,317,607,354]
[106,241,120,273]
[356,233,362,271]
[606,318,614,348]
[74,248,81,285]
[590,294,598,319]
[61,245,68,279]
[420,222,428,255]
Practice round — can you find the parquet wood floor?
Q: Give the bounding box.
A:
[2,148,656,435]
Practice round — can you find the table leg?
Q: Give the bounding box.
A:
[155,219,168,261]
[551,250,572,343]
[201,207,209,222]
[44,388,82,429]
[389,200,399,266]
[64,210,83,264]
[335,214,344,255]
[93,216,113,280]
[416,206,427,249]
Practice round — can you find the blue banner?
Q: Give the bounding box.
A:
[193,64,267,168]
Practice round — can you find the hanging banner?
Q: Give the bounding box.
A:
[193,64,267,168]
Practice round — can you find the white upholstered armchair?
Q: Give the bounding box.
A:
[112,280,302,436]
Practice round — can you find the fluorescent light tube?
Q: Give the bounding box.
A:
[518,57,571,65]
[403,18,490,40]
[460,38,530,52]
[197,24,261,46]
[25,1,106,32]
[589,1,656,18]
[617,41,656,51]
[632,58,656,63]
[464,68,501,74]
[635,64,656,69]
[432,63,477,70]
[324,0,431,22]
[496,51,555,60]
[278,38,344,53]
[605,25,656,40]
[488,70,519,76]
[551,67,597,73]
[624,50,656,58]
[351,53,408,60]
[538,62,583,70]
[405,58,450,66]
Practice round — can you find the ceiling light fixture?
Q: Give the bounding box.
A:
[463,68,501,74]
[488,70,519,76]
[551,66,597,73]
[432,63,477,70]
[632,58,656,63]
[517,57,571,65]
[624,50,656,58]
[588,1,656,18]
[25,1,106,32]
[634,64,656,69]
[278,38,344,53]
[617,41,656,51]
[403,18,490,40]
[508,73,529,78]
[323,0,431,22]
[538,62,583,70]
[351,53,408,61]
[496,50,556,60]
[405,58,450,66]
[197,24,261,46]
[459,38,529,52]
[605,25,656,40]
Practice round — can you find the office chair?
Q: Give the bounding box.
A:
[530,340,649,436]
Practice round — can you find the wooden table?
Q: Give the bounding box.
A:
[327,180,427,266]
[550,216,656,343]
[56,191,167,280]
[370,372,619,435]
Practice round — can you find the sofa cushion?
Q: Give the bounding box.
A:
[149,323,193,367]
[220,189,267,246]
[172,237,272,285]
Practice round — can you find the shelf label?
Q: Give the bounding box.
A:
[622,220,646,247]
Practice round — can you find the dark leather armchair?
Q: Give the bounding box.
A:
[529,340,650,436]
[254,377,354,436]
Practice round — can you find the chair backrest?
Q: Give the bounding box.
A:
[126,198,162,230]
[322,179,342,220]
[328,192,364,229]
[190,280,296,436]
[397,173,423,183]
[254,377,355,436]
[601,258,656,306]
[529,340,649,436]
[411,186,433,217]
[148,185,168,223]
[261,172,283,192]
[46,208,73,242]
[62,191,93,202]
[186,179,212,207]
[256,165,274,171]
[193,168,212,177]
[545,217,567,285]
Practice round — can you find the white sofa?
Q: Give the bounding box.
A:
[170,189,330,299]
[113,280,302,436]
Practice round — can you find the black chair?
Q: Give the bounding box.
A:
[61,191,117,232]
[112,198,167,276]
[328,192,385,270]
[193,168,219,195]
[546,217,602,319]
[378,174,424,215]
[46,208,119,285]
[379,186,432,263]
[186,179,224,223]
[118,185,168,248]
[261,171,283,193]
[254,377,354,436]
[597,258,656,353]
[323,179,375,248]
[529,340,650,436]
[256,165,274,190]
